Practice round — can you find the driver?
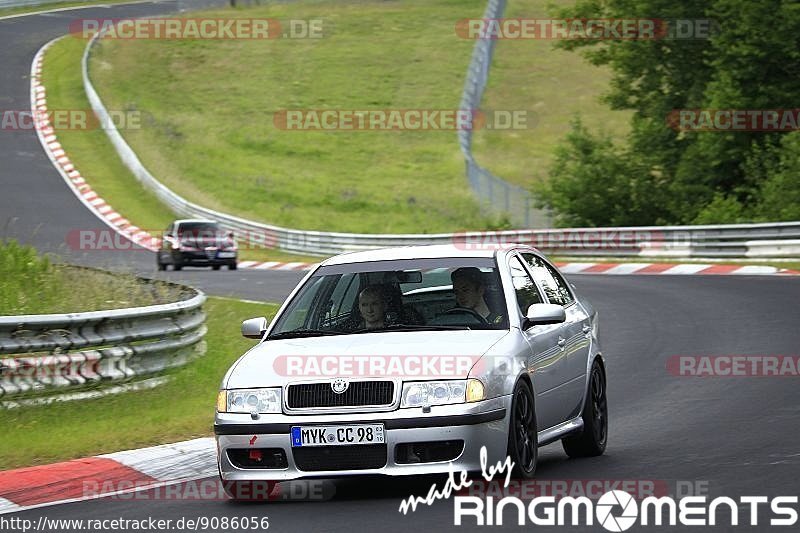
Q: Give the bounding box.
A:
[451,267,503,324]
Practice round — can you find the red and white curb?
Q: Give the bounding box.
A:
[554,262,799,276]
[235,261,800,276]
[237,260,316,271]
[226,261,800,275]
[31,38,161,254]
[0,437,216,514]
[30,39,309,271]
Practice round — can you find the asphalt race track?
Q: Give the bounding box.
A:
[3,3,800,532]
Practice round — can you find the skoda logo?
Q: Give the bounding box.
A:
[331,378,349,394]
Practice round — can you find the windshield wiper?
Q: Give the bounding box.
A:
[267,329,344,340]
[352,324,471,333]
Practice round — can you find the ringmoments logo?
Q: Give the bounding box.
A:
[397,447,799,529]
[453,490,799,528]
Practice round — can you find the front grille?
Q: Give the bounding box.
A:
[287,381,394,409]
[293,444,387,471]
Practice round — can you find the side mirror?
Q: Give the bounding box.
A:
[523,303,566,329]
[241,317,268,339]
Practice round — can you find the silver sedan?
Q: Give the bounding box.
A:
[214,244,607,499]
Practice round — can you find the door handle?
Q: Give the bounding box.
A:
[557,337,566,348]
[582,324,591,335]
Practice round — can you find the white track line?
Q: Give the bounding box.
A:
[0,497,20,514]
[660,264,711,275]
[731,265,778,275]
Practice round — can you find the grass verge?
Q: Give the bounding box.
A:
[42,36,324,264]
[0,239,182,314]
[87,0,502,233]
[1,296,278,469]
[471,0,631,188]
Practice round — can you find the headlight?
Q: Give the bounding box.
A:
[219,388,282,413]
[400,379,484,408]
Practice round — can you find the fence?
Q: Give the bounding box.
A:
[457,0,553,228]
[0,282,207,407]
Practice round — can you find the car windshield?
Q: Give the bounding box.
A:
[177,222,224,239]
[268,258,509,339]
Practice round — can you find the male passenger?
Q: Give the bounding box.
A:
[450,267,503,324]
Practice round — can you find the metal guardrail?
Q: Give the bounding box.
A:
[0,0,63,8]
[456,224,800,258]
[457,0,552,228]
[80,12,800,259]
[0,283,207,404]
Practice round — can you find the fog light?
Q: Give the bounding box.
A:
[466,379,485,402]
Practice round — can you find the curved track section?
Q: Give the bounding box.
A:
[2,4,800,532]
[0,0,305,303]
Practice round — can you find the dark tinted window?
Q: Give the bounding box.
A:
[509,256,543,314]
[177,222,221,238]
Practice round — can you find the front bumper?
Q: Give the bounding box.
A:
[215,396,511,481]
[176,250,237,265]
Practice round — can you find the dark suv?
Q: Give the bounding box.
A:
[157,219,238,271]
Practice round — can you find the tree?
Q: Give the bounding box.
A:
[541,0,800,225]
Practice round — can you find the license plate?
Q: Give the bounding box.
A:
[291,424,384,447]
[218,251,236,258]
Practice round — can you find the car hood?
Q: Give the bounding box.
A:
[225,330,509,388]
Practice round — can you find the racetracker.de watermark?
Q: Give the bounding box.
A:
[65,228,278,251]
[273,109,536,131]
[81,479,331,502]
[455,18,717,40]
[667,109,800,132]
[459,479,684,500]
[450,229,694,251]
[69,18,324,40]
[273,355,482,378]
[1,109,141,131]
[667,355,800,377]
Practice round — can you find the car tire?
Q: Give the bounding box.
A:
[157,261,166,271]
[562,360,608,458]
[507,379,538,479]
[212,264,221,271]
[221,479,278,502]
[228,262,238,271]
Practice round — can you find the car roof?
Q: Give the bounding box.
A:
[320,244,532,266]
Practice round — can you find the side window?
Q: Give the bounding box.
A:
[522,253,574,306]
[327,273,360,318]
[509,256,543,314]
